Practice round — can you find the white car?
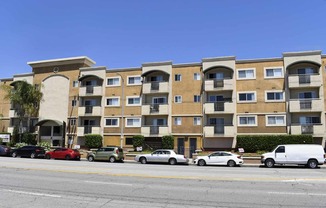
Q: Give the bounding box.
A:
[194,151,243,167]
[134,149,189,165]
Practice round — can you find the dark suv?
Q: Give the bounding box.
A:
[12,146,46,158]
[87,146,124,162]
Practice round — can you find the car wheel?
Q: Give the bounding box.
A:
[65,155,71,160]
[12,152,17,158]
[198,159,206,166]
[227,160,236,167]
[307,159,318,169]
[45,154,51,159]
[140,157,147,164]
[169,158,177,165]
[30,152,36,159]
[88,156,94,162]
[265,159,275,168]
[109,156,116,163]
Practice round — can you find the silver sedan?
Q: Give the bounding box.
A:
[134,149,189,165]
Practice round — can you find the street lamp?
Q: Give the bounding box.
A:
[116,72,124,148]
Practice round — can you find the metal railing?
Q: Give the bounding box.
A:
[299,100,312,109]
[85,106,93,114]
[151,82,159,90]
[150,104,160,113]
[299,75,311,84]
[301,125,313,134]
[150,126,159,134]
[86,86,94,94]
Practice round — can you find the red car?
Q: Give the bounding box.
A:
[45,148,81,160]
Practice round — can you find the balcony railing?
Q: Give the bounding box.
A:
[204,78,233,91]
[213,80,224,88]
[85,106,93,114]
[288,74,322,88]
[86,86,94,94]
[150,126,159,134]
[151,82,159,90]
[142,103,169,115]
[299,100,312,110]
[290,123,324,135]
[150,104,160,113]
[289,99,323,112]
[301,125,313,134]
[299,75,311,84]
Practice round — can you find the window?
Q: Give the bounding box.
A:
[194,117,201,125]
[106,97,120,106]
[105,118,119,127]
[128,76,141,85]
[125,138,133,145]
[299,116,320,124]
[237,68,255,80]
[194,73,201,80]
[275,146,285,153]
[265,67,283,78]
[266,91,284,102]
[72,99,77,106]
[150,76,163,82]
[127,96,141,106]
[298,68,315,75]
[126,118,141,127]
[153,97,167,104]
[299,92,316,99]
[174,95,182,103]
[69,119,76,126]
[194,95,201,103]
[238,92,256,102]
[175,74,182,81]
[266,115,286,126]
[73,80,79,87]
[174,117,182,125]
[238,116,257,126]
[107,77,120,86]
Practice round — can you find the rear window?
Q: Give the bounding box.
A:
[105,148,114,152]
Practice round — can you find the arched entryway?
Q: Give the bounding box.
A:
[35,119,66,147]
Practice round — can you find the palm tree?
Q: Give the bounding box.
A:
[1,81,43,142]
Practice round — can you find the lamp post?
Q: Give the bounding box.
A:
[116,72,124,148]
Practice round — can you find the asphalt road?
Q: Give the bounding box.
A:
[0,157,325,208]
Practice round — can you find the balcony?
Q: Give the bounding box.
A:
[77,126,101,136]
[288,74,322,88]
[79,86,103,96]
[141,126,169,136]
[204,101,235,114]
[205,79,233,91]
[78,106,102,116]
[143,82,169,94]
[142,103,169,115]
[290,124,324,135]
[204,125,235,137]
[289,99,323,112]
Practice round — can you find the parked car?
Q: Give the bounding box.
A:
[194,151,243,167]
[261,144,325,169]
[87,146,124,163]
[12,146,46,158]
[45,148,81,160]
[134,149,189,165]
[0,145,11,156]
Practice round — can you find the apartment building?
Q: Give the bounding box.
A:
[0,50,325,157]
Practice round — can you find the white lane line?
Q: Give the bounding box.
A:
[84,180,132,186]
[4,189,61,198]
[269,192,326,196]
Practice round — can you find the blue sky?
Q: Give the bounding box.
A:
[1,0,326,78]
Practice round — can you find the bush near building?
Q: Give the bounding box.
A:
[236,135,314,152]
[162,135,174,149]
[22,133,37,145]
[85,134,102,149]
[132,135,145,150]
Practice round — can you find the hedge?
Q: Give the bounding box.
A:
[132,135,145,149]
[85,134,102,148]
[162,135,174,149]
[236,135,314,152]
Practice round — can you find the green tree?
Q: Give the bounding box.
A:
[162,135,174,149]
[1,81,43,141]
[85,134,102,148]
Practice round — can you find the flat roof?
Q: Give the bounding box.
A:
[27,56,96,68]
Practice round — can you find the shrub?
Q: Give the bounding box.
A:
[162,135,174,149]
[22,133,37,145]
[85,134,102,149]
[15,142,27,148]
[132,135,144,149]
[38,141,51,151]
[236,135,314,152]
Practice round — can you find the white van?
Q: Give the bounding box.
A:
[261,144,325,168]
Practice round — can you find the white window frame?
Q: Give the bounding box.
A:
[237,68,256,80]
[238,115,257,126]
[174,117,182,125]
[174,95,182,103]
[126,96,141,106]
[193,117,201,125]
[194,73,201,80]
[265,115,286,126]
[175,74,182,81]
[72,99,77,107]
[152,97,167,104]
[105,96,120,107]
[125,117,141,127]
[127,76,142,86]
[104,118,120,127]
[264,67,284,79]
[106,76,121,87]
[265,90,285,102]
[73,80,79,88]
[237,91,257,103]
